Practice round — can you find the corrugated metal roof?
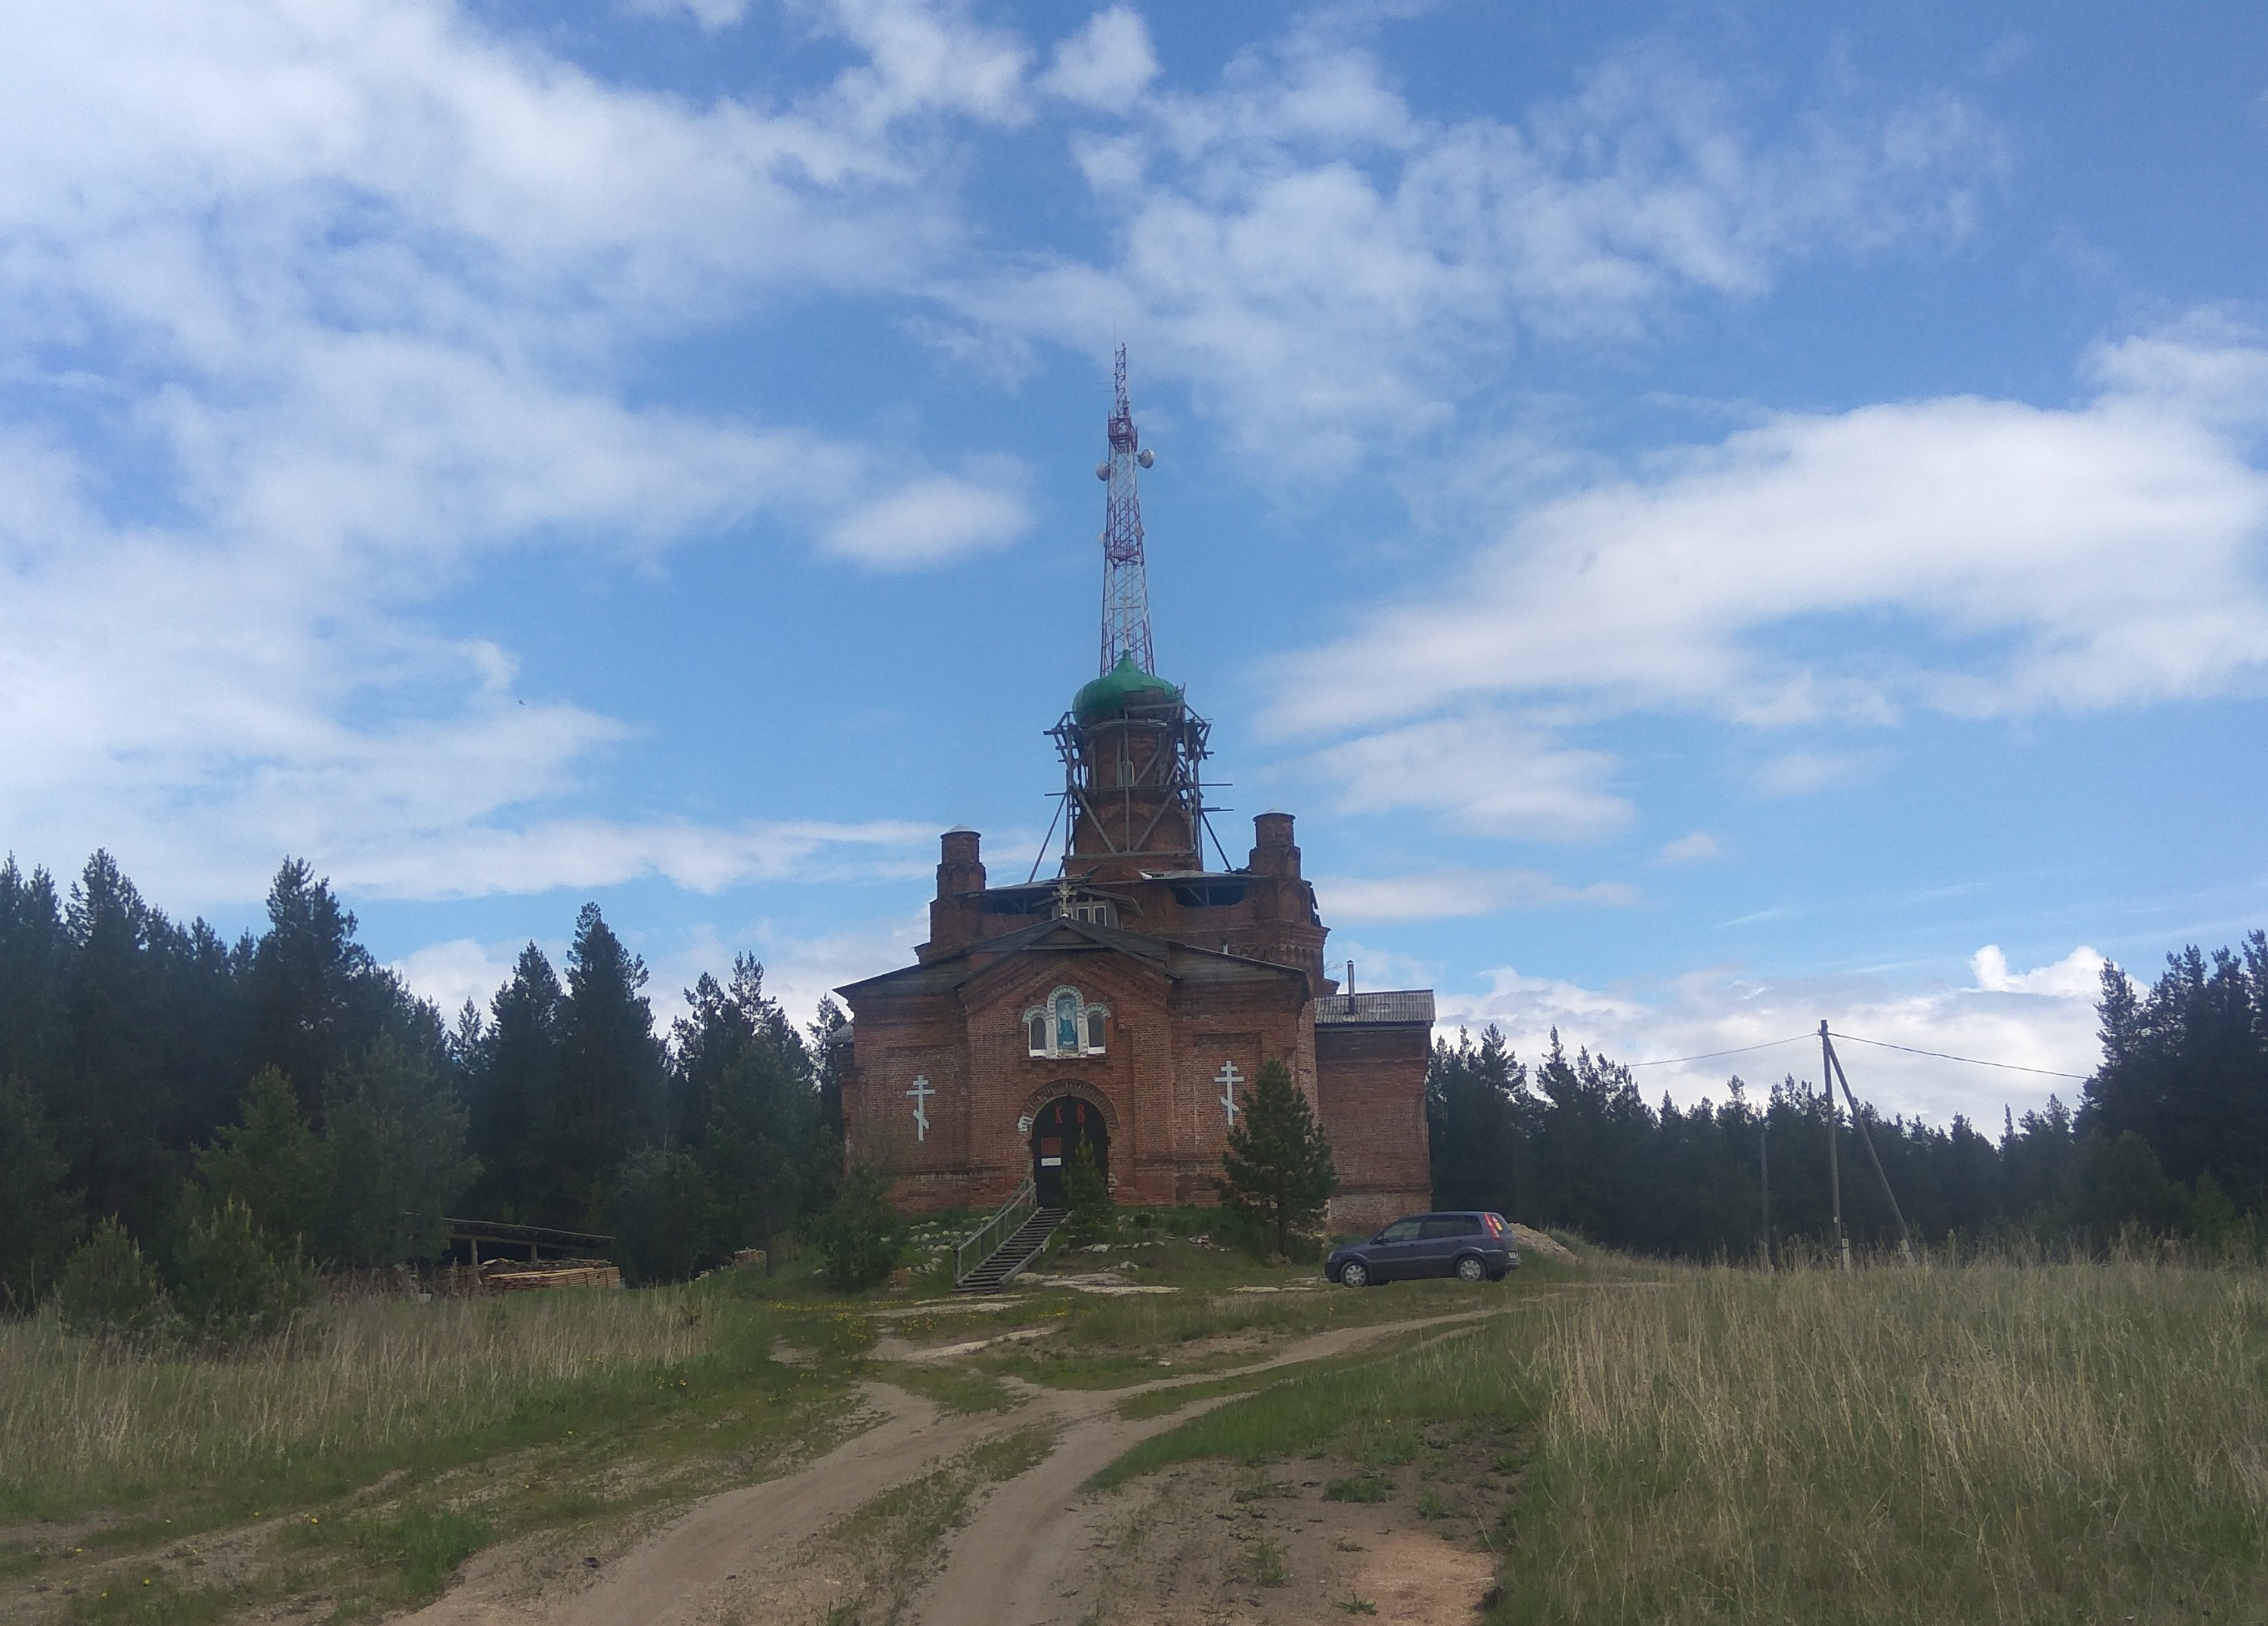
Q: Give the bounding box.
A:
[1315,990,1436,1025]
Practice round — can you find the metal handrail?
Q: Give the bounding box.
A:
[954,1178,1036,1284]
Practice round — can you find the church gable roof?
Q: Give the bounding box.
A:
[835,913,1307,1004]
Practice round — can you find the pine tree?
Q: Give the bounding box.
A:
[169,1197,317,1349]
[63,851,176,1241]
[1427,1025,1532,1218]
[1062,1136,1111,1243]
[193,1066,334,1258]
[809,996,850,1144]
[0,1075,79,1309]
[1217,1059,1337,1258]
[464,943,564,1219]
[608,1145,719,1286]
[550,904,662,1228]
[318,1035,479,1265]
[248,859,386,1109]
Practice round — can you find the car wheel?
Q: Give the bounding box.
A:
[1455,1254,1486,1283]
[1340,1259,1370,1289]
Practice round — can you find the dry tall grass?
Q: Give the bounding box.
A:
[1506,1262,2268,1622]
[1,1289,712,1513]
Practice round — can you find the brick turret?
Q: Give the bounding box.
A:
[920,828,986,961]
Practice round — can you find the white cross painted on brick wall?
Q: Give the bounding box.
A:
[906,1075,933,1142]
[1216,1061,1244,1126]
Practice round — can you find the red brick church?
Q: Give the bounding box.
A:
[835,355,1433,1233]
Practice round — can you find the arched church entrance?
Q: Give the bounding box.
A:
[1030,1095,1109,1209]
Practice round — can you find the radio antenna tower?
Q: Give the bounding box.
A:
[1095,345,1157,674]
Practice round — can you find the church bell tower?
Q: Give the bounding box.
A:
[1053,349,1216,882]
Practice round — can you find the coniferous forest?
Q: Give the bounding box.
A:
[4,848,2263,1314]
[0,851,844,1308]
[1428,934,2268,1258]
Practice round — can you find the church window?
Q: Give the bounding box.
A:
[1027,987,1108,1058]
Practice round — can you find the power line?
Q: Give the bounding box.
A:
[1619,1028,2089,1082]
[1826,1030,2090,1081]
[1625,1034,1815,1068]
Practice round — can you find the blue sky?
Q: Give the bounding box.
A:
[5,0,2266,1126]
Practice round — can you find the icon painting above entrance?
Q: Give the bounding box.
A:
[1030,1095,1108,1207]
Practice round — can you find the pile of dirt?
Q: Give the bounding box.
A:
[1508,1224,1572,1259]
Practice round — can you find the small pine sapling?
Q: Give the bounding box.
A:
[1216,1059,1339,1259]
[1062,1137,1113,1243]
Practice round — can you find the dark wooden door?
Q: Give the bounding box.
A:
[1030,1095,1108,1207]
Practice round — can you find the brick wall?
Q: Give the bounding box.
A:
[1315,1022,1433,1232]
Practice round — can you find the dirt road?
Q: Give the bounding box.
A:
[405,1308,1507,1626]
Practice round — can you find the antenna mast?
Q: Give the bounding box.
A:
[1097,345,1156,674]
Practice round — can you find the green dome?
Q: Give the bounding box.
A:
[1074,654,1182,722]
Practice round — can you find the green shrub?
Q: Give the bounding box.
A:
[56,1219,177,1346]
[813,1161,906,1290]
[171,1197,318,1349]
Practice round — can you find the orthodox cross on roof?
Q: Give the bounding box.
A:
[1095,344,1156,676]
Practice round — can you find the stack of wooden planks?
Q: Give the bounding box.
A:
[481,1260,624,1292]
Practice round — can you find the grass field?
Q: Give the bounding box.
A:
[0,1278,873,1621]
[8,1219,2260,1625]
[1102,1258,2268,1624]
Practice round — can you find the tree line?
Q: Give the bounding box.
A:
[0,850,845,1310]
[8,844,2260,1314]
[1429,934,2268,1258]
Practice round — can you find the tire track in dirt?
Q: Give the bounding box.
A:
[403,1382,999,1626]
[911,1309,1510,1626]
[402,1305,1510,1626]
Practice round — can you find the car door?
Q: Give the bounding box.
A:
[1415,1215,1470,1276]
[1369,1218,1423,1281]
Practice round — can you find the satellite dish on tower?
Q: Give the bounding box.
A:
[1137,448,1154,468]
[1095,463,1111,481]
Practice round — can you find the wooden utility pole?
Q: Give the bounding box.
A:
[1823,1033,1917,1265]
[1820,1021,1848,1271]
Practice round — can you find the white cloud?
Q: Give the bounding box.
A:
[1970,944,2105,999]
[624,0,751,29]
[955,36,1997,463]
[0,0,1046,908]
[820,0,1033,133]
[1438,947,2105,1126]
[1658,830,1720,863]
[333,818,938,901]
[1041,8,1159,113]
[823,475,1032,568]
[1319,867,1635,924]
[391,937,532,1018]
[1310,713,1632,839]
[389,900,935,1034]
[1268,321,2268,829]
[1755,750,1887,798]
